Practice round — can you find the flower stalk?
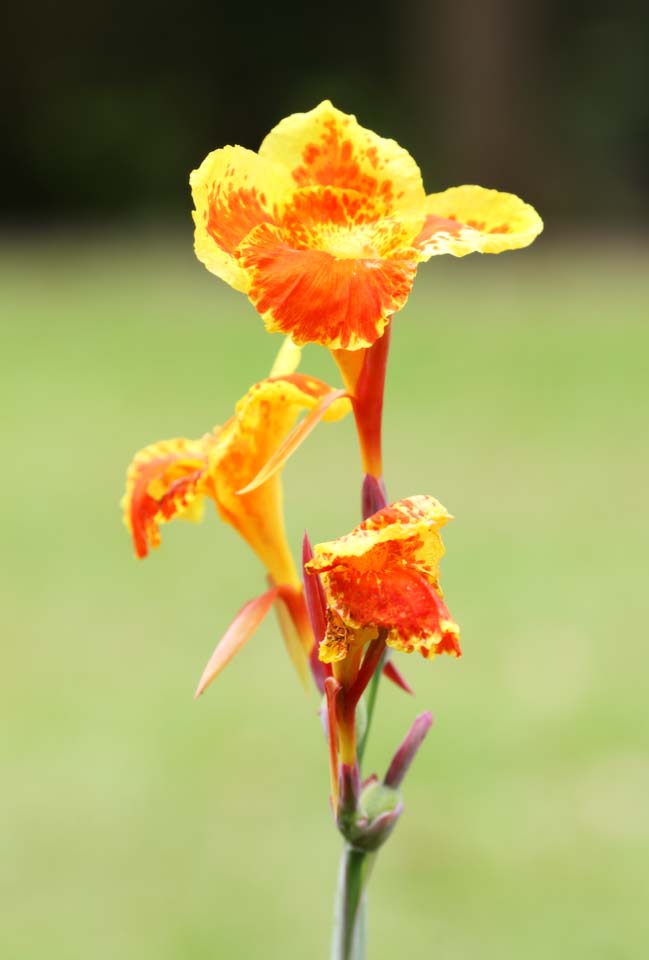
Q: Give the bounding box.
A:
[332,845,373,960]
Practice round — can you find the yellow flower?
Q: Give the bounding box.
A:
[191,100,543,352]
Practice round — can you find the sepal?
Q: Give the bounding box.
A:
[194,587,280,697]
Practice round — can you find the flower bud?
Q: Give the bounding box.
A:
[337,774,403,852]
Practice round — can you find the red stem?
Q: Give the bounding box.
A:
[352,325,391,479]
[347,635,387,709]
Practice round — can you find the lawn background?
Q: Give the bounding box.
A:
[2,230,648,958]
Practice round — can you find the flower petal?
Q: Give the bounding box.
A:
[238,221,417,349]
[310,495,452,577]
[208,374,349,583]
[122,437,213,558]
[259,100,426,215]
[269,336,302,377]
[236,388,348,495]
[194,587,280,697]
[191,145,293,291]
[322,565,447,646]
[415,185,543,258]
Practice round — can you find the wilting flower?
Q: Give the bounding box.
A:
[122,364,349,688]
[191,100,543,353]
[306,495,461,664]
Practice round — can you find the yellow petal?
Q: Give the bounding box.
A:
[191,145,293,291]
[208,374,349,584]
[415,185,543,258]
[309,494,452,578]
[259,100,426,216]
[236,387,348,495]
[269,336,302,377]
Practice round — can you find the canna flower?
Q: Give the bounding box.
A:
[306,495,461,665]
[122,358,350,688]
[191,100,543,353]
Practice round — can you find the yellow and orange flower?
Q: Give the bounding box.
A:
[123,371,348,584]
[191,100,543,352]
[306,495,461,664]
[122,365,349,689]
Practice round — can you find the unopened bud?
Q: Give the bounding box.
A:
[337,773,403,852]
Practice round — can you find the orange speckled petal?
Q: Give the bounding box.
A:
[190,145,293,291]
[386,584,462,659]
[238,221,417,349]
[259,100,426,215]
[123,436,214,558]
[415,185,543,259]
[321,564,460,657]
[307,495,460,660]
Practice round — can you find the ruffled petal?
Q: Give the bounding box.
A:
[307,495,461,661]
[310,495,452,577]
[259,100,426,216]
[123,437,214,558]
[415,185,543,259]
[191,145,293,291]
[321,564,459,655]
[238,220,417,349]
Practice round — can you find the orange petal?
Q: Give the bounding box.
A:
[236,388,348,495]
[122,436,213,558]
[258,100,426,216]
[194,587,280,697]
[238,222,416,349]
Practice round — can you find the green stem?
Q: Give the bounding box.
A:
[331,844,373,960]
[357,649,385,767]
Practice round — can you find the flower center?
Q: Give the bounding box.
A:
[321,224,381,260]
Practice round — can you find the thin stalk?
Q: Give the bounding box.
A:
[331,844,373,960]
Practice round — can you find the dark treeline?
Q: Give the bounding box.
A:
[3,0,648,224]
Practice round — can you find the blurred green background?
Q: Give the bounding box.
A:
[3,2,649,958]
